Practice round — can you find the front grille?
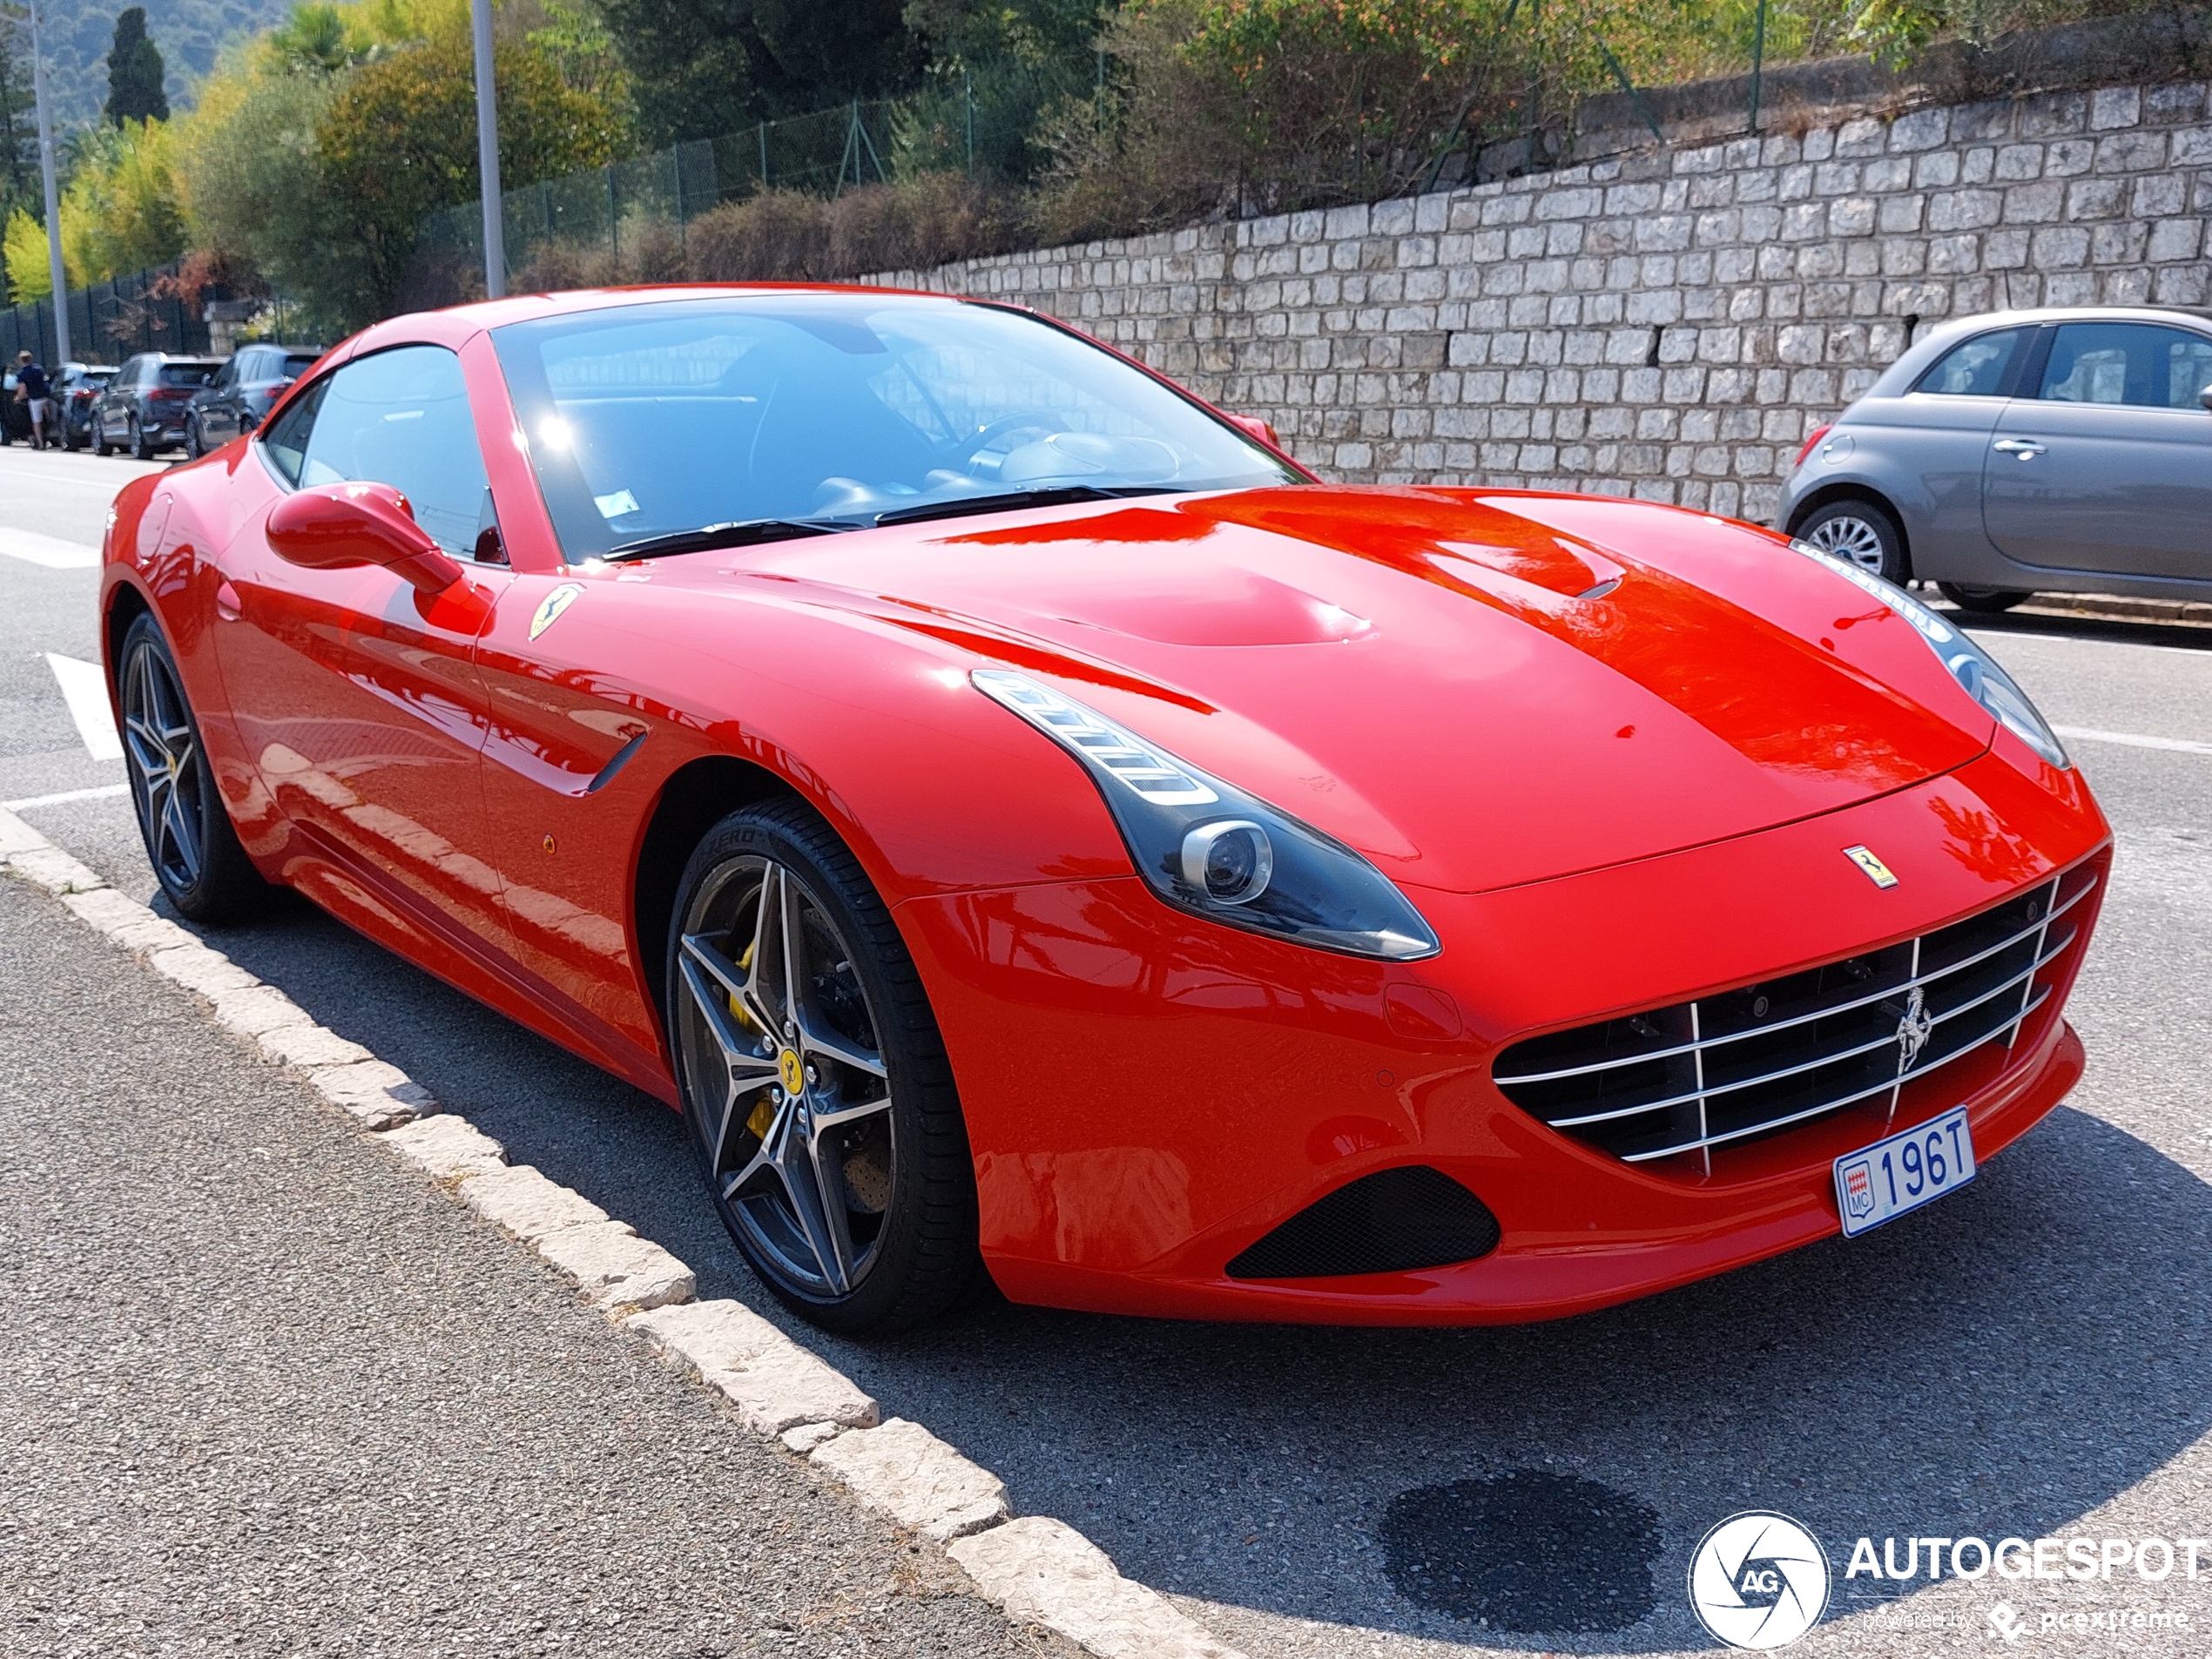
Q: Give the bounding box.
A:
[1226,1166,1501,1279]
[1493,861,2099,1170]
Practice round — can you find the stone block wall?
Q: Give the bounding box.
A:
[872,78,2212,526]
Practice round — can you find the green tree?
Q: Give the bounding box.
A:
[105,6,170,125]
[314,27,622,321]
[597,0,923,144]
[0,16,40,218]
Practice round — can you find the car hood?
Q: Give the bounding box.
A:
[738,486,1993,895]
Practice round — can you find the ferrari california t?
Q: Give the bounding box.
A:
[98,287,2109,1333]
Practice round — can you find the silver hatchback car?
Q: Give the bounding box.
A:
[1778,306,2212,611]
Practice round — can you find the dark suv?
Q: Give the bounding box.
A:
[185,343,322,457]
[93,352,222,458]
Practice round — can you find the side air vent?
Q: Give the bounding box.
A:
[1226,1166,1501,1280]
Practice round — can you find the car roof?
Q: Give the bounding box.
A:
[342,281,968,353]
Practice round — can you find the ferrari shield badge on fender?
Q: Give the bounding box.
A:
[1842,845,1898,889]
[529,583,584,641]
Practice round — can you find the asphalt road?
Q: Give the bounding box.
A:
[5,446,2211,1657]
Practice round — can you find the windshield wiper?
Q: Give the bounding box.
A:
[872,485,1181,528]
[605,518,859,560]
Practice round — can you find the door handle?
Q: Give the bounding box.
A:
[1993,438,2046,459]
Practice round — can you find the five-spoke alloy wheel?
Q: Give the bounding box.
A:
[118,613,267,921]
[667,799,977,1332]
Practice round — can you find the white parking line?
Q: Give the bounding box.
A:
[2,782,130,811]
[2054,725,2212,757]
[44,653,123,761]
[0,528,101,568]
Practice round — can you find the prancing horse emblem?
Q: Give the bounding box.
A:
[1895,985,1934,1069]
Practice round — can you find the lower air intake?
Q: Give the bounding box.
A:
[1226,1166,1501,1280]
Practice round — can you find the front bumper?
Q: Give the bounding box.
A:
[897,745,2109,1324]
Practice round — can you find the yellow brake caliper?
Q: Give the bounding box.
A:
[731,938,779,1141]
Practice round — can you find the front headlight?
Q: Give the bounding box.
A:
[972,669,1440,961]
[1789,539,2069,770]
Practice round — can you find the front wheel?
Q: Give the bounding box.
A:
[1937,582,2032,614]
[118,614,270,923]
[1794,498,1908,585]
[665,798,978,1334]
[92,417,112,457]
[184,416,204,460]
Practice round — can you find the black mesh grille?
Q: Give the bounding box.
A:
[1492,860,2099,1168]
[1226,1166,1501,1280]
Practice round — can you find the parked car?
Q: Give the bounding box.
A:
[1,359,98,446]
[1780,306,2212,611]
[57,363,118,450]
[92,352,222,458]
[98,286,2107,1333]
[185,343,322,457]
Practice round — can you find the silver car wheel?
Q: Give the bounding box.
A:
[1803,513,1888,574]
[121,639,204,890]
[673,854,896,1298]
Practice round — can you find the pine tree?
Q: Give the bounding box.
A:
[105,7,169,126]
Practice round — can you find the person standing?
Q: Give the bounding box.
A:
[16,351,53,449]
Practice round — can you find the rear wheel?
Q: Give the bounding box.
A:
[1795,498,1907,584]
[118,614,270,923]
[665,798,979,1334]
[1937,582,2032,614]
[92,416,112,457]
[129,415,156,461]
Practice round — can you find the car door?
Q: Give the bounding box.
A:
[200,354,240,442]
[1983,319,2212,579]
[1858,323,2036,571]
[208,342,517,961]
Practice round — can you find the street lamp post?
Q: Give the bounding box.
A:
[26,0,69,363]
[470,0,504,300]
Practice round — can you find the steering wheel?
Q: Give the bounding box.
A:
[965,412,1070,475]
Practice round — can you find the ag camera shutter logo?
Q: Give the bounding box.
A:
[1689,1512,1831,1649]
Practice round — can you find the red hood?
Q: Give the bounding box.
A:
[727,486,1995,895]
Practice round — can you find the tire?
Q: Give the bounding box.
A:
[1937,582,2032,614]
[129,415,157,461]
[185,416,204,460]
[1794,497,1908,584]
[118,613,270,924]
[664,797,979,1334]
[93,417,111,457]
[62,421,80,452]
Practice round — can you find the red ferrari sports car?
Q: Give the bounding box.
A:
[98,286,2109,1332]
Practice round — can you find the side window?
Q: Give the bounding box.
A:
[294,345,495,559]
[260,375,330,486]
[2037,322,2212,410]
[1913,328,2024,396]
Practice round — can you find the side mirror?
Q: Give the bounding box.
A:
[2199,385,2212,412]
[266,481,463,595]
[1225,413,1283,450]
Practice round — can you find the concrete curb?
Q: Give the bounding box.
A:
[0,802,1243,1659]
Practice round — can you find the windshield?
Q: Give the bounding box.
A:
[491,293,1298,559]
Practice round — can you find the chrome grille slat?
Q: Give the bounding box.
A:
[1618,983,2054,1163]
[1545,926,2075,1129]
[1494,871,2096,1088]
[1494,865,2095,1170]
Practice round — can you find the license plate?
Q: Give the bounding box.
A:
[1834,1108,1976,1237]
